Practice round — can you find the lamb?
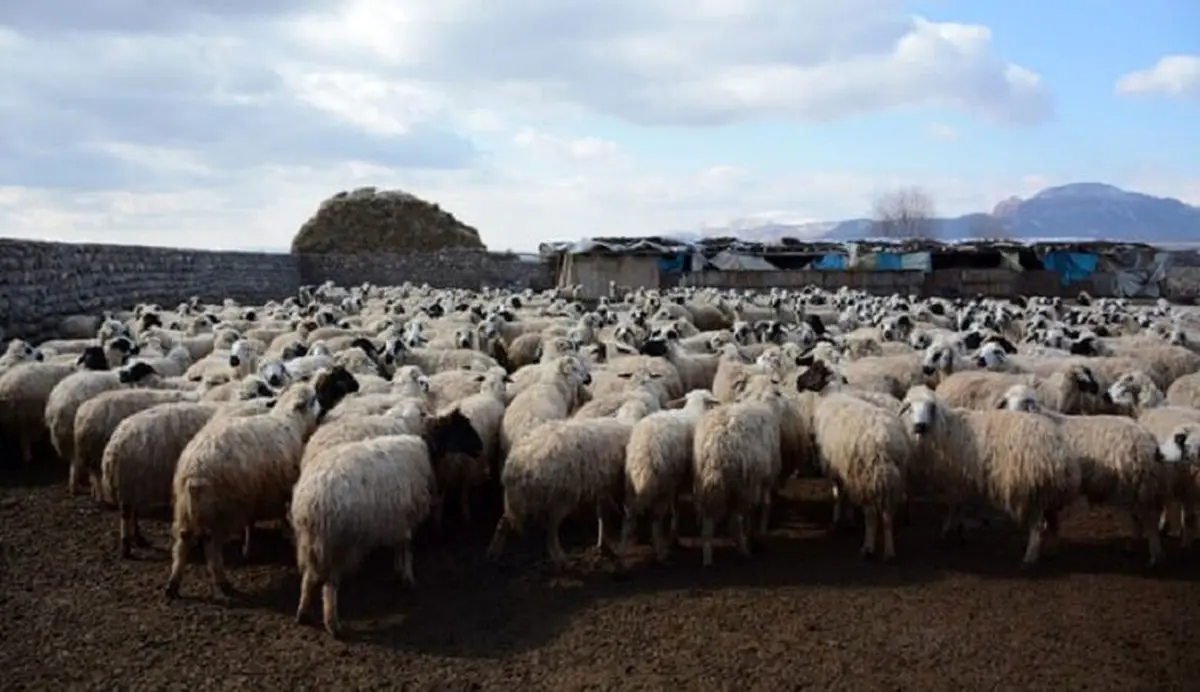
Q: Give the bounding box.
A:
[691,385,787,566]
[621,389,721,561]
[499,355,591,457]
[164,368,359,599]
[996,384,1170,566]
[811,392,911,561]
[488,399,651,566]
[73,387,201,502]
[900,385,1081,567]
[101,401,224,557]
[290,410,482,637]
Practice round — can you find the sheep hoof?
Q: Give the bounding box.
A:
[858,548,875,562]
[164,583,180,600]
[295,610,310,626]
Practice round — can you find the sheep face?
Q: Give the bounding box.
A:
[900,388,938,437]
[976,342,1007,369]
[118,361,158,385]
[1106,372,1153,409]
[921,345,956,377]
[1068,365,1101,395]
[76,346,110,371]
[996,385,1039,412]
[313,365,360,415]
[1158,425,1200,464]
[423,409,484,464]
[731,321,754,345]
[229,339,255,368]
[260,362,291,389]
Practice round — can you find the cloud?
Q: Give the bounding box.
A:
[1,1,1059,251]
[1115,55,1200,99]
[923,122,960,141]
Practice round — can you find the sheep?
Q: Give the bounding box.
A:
[621,389,721,561]
[1156,424,1200,549]
[691,385,787,567]
[0,346,112,464]
[0,339,43,375]
[290,410,482,637]
[1166,372,1200,409]
[72,387,201,502]
[432,369,510,524]
[101,401,225,557]
[811,393,911,561]
[47,361,169,489]
[164,368,359,599]
[900,385,1081,568]
[639,328,721,393]
[996,384,1170,566]
[572,371,667,419]
[300,400,427,469]
[487,399,651,566]
[934,364,1103,414]
[499,355,591,457]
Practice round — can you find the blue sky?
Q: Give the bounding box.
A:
[0,0,1197,252]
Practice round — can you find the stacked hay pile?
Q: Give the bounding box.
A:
[291,187,486,254]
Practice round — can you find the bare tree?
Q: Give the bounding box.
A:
[871,186,937,239]
[967,214,1011,240]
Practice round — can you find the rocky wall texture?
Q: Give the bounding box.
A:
[0,240,553,341]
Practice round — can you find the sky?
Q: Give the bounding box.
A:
[1,1,1198,253]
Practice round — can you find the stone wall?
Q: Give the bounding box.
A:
[0,239,554,342]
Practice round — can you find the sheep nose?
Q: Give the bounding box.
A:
[921,366,936,376]
[975,358,987,367]
[229,355,241,367]
[912,422,929,435]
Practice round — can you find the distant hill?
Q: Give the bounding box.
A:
[670,183,1200,246]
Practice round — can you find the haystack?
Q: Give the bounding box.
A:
[291,187,486,254]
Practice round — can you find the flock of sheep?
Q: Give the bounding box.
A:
[1,280,1199,638]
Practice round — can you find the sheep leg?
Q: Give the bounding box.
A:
[619,503,637,549]
[67,463,83,496]
[19,436,33,466]
[547,517,569,567]
[394,540,417,587]
[296,569,319,625]
[650,514,670,563]
[1157,505,1173,538]
[731,513,751,559]
[1138,509,1164,567]
[1020,514,1045,569]
[165,529,197,599]
[668,502,682,547]
[130,512,150,548]
[205,534,236,597]
[322,581,342,638]
[119,506,143,558]
[595,501,616,557]
[829,484,843,531]
[700,516,716,567]
[881,506,896,562]
[1181,505,1196,550]
[240,525,253,560]
[860,505,878,560]
[756,487,773,540]
[486,516,512,560]
[1042,510,1061,557]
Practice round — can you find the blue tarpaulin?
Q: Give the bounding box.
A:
[874,253,903,271]
[657,253,685,273]
[900,252,933,272]
[1042,251,1098,286]
[811,253,847,270]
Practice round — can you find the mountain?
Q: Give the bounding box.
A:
[670,183,1200,246]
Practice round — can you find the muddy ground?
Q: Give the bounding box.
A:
[2,461,1198,691]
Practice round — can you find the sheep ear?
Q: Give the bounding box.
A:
[993,396,1008,409]
[666,397,686,409]
[473,374,486,382]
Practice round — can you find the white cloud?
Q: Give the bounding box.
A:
[923,122,960,141]
[1115,55,1200,99]
[0,1,1071,252]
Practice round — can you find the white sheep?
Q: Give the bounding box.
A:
[811,392,911,561]
[290,410,483,637]
[691,386,787,566]
[900,385,1081,568]
[164,370,358,599]
[996,384,1170,566]
[101,401,224,557]
[621,389,721,561]
[488,399,651,566]
[498,355,591,457]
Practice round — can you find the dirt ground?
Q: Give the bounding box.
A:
[2,460,1198,692]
